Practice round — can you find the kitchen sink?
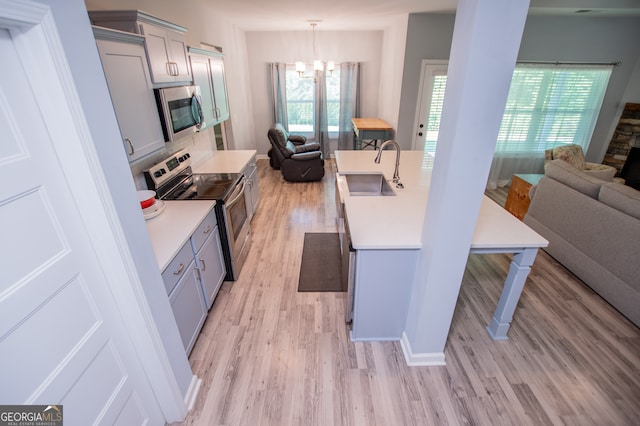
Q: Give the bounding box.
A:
[343,173,396,196]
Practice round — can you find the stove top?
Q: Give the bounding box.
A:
[144,150,242,202]
[161,172,241,201]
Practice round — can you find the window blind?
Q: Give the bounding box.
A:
[423,63,612,156]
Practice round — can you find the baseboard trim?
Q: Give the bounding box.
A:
[184,375,202,412]
[400,332,446,366]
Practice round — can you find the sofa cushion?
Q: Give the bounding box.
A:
[599,183,640,220]
[288,135,307,145]
[285,141,297,154]
[583,166,615,181]
[545,159,603,199]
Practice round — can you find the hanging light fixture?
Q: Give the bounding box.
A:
[295,22,335,83]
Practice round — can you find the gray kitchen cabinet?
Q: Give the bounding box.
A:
[162,239,207,355]
[89,10,191,85]
[167,257,207,355]
[189,47,230,128]
[93,27,165,162]
[160,209,224,355]
[190,211,225,309]
[243,153,260,221]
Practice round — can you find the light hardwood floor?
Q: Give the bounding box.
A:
[174,159,640,426]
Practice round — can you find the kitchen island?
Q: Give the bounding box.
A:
[335,150,548,342]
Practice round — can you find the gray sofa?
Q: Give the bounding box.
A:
[524,160,640,327]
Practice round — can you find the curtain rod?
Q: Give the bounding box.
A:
[517,60,622,66]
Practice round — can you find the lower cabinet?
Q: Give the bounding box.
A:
[168,259,207,354]
[161,208,226,354]
[191,216,225,309]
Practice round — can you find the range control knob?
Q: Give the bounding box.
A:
[154,171,162,178]
[185,153,191,158]
[161,169,166,175]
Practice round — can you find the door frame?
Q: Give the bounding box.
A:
[412,60,448,150]
[1,0,187,422]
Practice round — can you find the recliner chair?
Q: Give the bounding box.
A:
[267,123,325,182]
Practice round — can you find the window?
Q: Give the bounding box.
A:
[285,65,340,136]
[285,68,314,134]
[420,64,612,157]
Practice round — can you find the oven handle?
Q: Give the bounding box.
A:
[225,177,247,208]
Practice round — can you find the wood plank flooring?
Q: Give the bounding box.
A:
[173,159,640,426]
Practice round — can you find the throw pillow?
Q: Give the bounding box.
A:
[553,144,587,170]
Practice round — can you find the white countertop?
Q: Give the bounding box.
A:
[145,200,215,271]
[192,150,256,174]
[335,150,548,250]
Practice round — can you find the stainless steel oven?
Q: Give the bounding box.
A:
[144,149,251,280]
[215,175,251,281]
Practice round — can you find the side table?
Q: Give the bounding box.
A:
[352,118,393,150]
[504,174,544,220]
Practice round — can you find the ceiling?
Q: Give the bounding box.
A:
[204,0,640,31]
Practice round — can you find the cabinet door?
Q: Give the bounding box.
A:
[139,24,191,84]
[195,231,226,309]
[190,54,216,129]
[167,31,191,82]
[96,39,165,162]
[138,23,173,84]
[168,260,207,354]
[210,56,230,122]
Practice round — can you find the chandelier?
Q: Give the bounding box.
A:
[295,22,334,83]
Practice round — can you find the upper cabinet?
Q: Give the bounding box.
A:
[89,10,192,86]
[93,27,165,162]
[189,47,230,129]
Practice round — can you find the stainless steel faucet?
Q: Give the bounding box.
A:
[374,140,403,188]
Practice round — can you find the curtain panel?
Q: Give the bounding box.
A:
[338,62,360,151]
[269,63,288,127]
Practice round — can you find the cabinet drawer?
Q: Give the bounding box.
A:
[161,240,194,295]
[191,209,217,252]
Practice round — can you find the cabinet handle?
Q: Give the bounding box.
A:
[125,138,134,156]
[203,224,212,234]
[199,258,206,271]
[173,263,185,275]
[166,62,179,76]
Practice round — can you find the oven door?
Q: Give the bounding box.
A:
[223,175,251,279]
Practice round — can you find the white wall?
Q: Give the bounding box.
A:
[245,30,383,155]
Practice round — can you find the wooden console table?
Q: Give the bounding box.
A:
[352,118,393,150]
[504,174,544,220]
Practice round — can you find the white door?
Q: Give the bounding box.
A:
[0,17,163,426]
[412,60,448,153]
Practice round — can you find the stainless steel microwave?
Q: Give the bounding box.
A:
[155,85,204,143]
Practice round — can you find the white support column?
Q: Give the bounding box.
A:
[402,0,530,366]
